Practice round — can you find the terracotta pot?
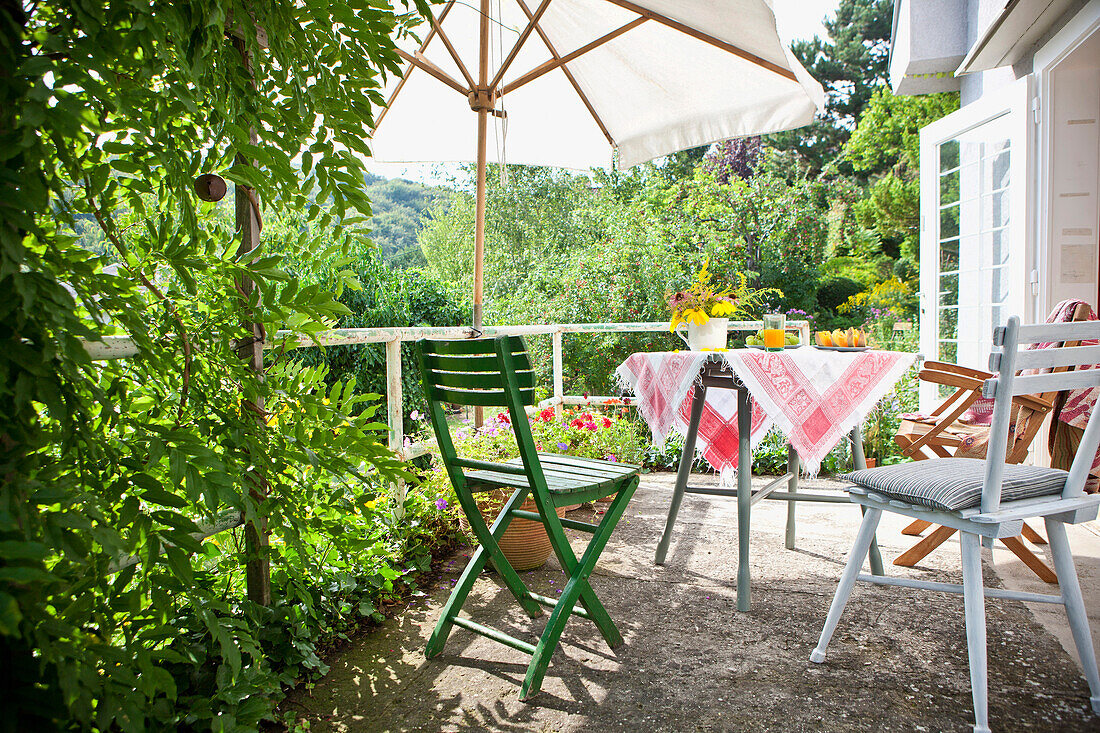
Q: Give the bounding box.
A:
[464,495,566,571]
[864,458,877,468]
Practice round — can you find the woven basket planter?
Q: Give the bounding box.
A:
[465,494,566,571]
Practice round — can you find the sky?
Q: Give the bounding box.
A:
[365,0,842,185]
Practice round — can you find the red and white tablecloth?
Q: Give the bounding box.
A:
[616,348,917,477]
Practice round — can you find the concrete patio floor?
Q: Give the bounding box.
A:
[286,473,1100,732]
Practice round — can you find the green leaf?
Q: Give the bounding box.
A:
[0,593,23,636]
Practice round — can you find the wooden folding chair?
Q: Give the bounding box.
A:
[415,336,640,700]
[893,361,1057,581]
[814,316,1100,732]
[891,302,1093,582]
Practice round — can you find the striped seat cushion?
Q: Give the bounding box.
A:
[840,458,1068,512]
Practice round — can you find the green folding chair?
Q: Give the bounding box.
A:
[415,336,640,700]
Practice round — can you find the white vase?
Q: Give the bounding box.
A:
[687,317,728,351]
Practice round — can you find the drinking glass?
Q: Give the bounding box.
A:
[762,313,786,352]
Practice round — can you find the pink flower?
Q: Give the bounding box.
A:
[584,422,597,431]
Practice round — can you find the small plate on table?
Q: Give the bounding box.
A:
[812,345,870,352]
[748,344,802,350]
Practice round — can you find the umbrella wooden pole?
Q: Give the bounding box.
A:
[474,111,486,332]
[472,0,490,426]
[473,0,489,334]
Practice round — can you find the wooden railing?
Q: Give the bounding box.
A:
[83,319,811,465]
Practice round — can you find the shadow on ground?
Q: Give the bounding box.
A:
[283,474,1100,732]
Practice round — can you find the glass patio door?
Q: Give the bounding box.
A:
[918,79,1031,409]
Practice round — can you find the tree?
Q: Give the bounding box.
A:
[768,0,894,173]
[658,149,834,314]
[703,137,763,183]
[845,88,959,260]
[1,1,427,728]
[418,164,595,322]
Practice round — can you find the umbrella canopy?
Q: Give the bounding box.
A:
[371,0,825,326]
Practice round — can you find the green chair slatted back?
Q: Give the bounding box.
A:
[417,336,538,497]
[414,336,640,700]
[420,335,536,406]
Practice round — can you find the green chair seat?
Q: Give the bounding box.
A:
[466,453,641,504]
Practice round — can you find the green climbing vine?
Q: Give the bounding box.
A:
[0,0,431,728]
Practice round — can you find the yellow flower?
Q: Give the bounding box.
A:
[365,499,378,510]
[684,308,710,326]
[669,313,684,332]
[711,301,735,317]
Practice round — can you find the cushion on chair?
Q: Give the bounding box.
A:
[839,458,1068,512]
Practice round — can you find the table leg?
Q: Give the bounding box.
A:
[785,444,799,550]
[655,382,708,565]
[736,386,752,612]
[850,425,884,577]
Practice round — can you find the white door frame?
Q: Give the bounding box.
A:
[1032,0,1100,318]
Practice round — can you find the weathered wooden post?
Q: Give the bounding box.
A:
[385,339,407,520]
[552,330,564,420]
[229,22,271,607]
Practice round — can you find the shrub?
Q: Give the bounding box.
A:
[293,249,467,430]
[816,275,864,313]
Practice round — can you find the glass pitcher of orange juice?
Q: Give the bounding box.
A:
[762,313,785,351]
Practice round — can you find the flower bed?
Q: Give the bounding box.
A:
[415,404,648,526]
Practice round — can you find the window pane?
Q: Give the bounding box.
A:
[940,168,960,205]
[939,307,958,340]
[990,266,1009,304]
[939,273,959,307]
[940,139,960,173]
[940,240,960,272]
[985,149,1010,191]
[985,229,1009,267]
[940,204,960,240]
[985,190,1010,229]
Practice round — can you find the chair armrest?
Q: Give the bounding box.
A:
[918,368,986,392]
[922,361,994,380]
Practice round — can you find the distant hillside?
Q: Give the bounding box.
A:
[364,173,447,268]
[70,172,445,269]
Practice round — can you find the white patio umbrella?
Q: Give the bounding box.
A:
[371,0,824,328]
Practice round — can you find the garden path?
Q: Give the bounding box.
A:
[285,473,1100,732]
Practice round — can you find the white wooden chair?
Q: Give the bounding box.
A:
[811,316,1100,733]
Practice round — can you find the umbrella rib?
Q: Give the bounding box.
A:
[600,0,797,82]
[432,13,476,90]
[397,48,469,96]
[514,0,615,145]
[488,0,554,92]
[500,16,647,96]
[373,0,458,134]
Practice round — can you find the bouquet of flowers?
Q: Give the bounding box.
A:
[667,261,781,331]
